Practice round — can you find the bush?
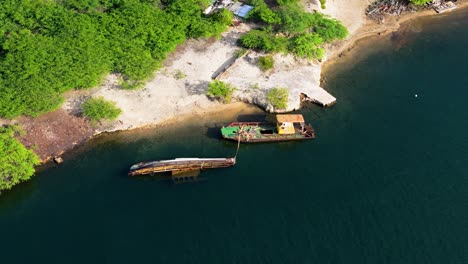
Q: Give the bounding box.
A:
[267,87,289,109]
[276,3,316,34]
[239,30,288,53]
[319,0,326,9]
[82,97,122,121]
[207,81,236,103]
[258,56,275,71]
[246,0,281,24]
[311,13,348,42]
[235,48,248,58]
[0,125,40,191]
[289,33,325,59]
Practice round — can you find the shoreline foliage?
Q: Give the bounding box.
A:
[207,80,236,103]
[241,0,347,59]
[0,125,40,191]
[258,55,275,71]
[82,97,122,121]
[0,0,230,118]
[267,87,289,109]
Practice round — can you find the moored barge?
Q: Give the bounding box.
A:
[221,114,315,143]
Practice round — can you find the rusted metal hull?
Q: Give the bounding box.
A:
[223,135,315,143]
[128,158,236,176]
[221,122,315,143]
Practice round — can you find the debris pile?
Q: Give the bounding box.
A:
[433,1,457,13]
[366,0,411,22]
[366,0,456,22]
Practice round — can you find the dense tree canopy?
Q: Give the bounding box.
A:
[241,0,347,60]
[0,126,40,191]
[0,0,228,118]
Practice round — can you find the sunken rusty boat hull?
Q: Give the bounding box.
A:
[221,122,315,143]
[128,158,236,176]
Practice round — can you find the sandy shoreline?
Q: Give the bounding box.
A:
[325,1,468,66]
[8,0,468,162]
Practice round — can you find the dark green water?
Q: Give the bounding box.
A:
[2,10,468,264]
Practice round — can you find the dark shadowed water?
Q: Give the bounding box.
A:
[1,10,468,264]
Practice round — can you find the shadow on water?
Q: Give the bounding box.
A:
[130,168,221,186]
[205,126,223,140]
[0,180,36,210]
[236,114,269,122]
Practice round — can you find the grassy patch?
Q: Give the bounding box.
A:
[82,97,122,122]
[207,81,236,103]
[173,70,187,80]
[258,55,275,71]
[235,48,248,58]
[267,87,289,109]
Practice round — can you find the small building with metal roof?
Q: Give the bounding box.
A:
[276,114,306,135]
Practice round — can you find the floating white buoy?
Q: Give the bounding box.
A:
[414,94,418,98]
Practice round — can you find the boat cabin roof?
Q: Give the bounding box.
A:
[276,114,305,123]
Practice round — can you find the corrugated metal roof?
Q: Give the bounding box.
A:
[234,5,253,18]
[276,114,305,123]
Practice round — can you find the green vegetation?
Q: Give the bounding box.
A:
[235,48,249,58]
[0,126,40,191]
[240,0,347,59]
[119,79,145,90]
[409,0,432,5]
[0,0,231,118]
[173,70,187,80]
[239,29,288,53]
[258,56,275,71]
[289,33,325,59]
[207,81,236,103]
[267,87,289,109]
[82,97,122,121]
[320,0,326,9]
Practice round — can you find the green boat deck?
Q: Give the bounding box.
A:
[221,123,313,142]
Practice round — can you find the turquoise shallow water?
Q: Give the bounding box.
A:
[1,10,468,264]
